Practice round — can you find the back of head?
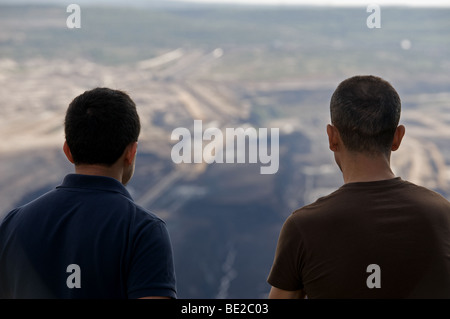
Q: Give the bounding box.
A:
[64,88,141,166]
[330,75,401,155]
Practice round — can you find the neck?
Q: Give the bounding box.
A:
[74,164,123,183]
[340,151,396,184]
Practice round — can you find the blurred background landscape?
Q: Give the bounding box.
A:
[0,0,449,298]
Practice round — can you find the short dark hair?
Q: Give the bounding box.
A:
[330,75,401,155]
[65,88,141,166]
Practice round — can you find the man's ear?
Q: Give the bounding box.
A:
[327,124,340,152]
[63,141,75,164]
[391,125,405,152]
[124,142,138,166]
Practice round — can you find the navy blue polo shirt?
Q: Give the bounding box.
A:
[0,174,177,299]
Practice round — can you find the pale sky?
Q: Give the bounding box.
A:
[176,0,450,7]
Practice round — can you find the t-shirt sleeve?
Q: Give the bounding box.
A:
[267,214,304,291]
[127,218,177,299]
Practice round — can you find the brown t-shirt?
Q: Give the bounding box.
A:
[267,177,450,298]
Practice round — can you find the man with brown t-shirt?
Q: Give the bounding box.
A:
[267,75,450,299]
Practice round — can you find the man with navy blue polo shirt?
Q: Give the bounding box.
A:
[0,88,177,299]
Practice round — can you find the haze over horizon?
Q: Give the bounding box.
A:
[0,0,449,7]
[177,0,450,7]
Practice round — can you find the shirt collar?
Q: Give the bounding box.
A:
[341,177,403,189]
[56,174,133,200]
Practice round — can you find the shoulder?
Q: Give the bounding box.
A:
[127,200,166,225]
[0,188,56,228]
[0,207,21,231]
[402,180,448,198]
[393,179,449,204]
[1,186,75,226]
[122,201,170,242]
[397,180,450,214]
[288,187,346,225]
